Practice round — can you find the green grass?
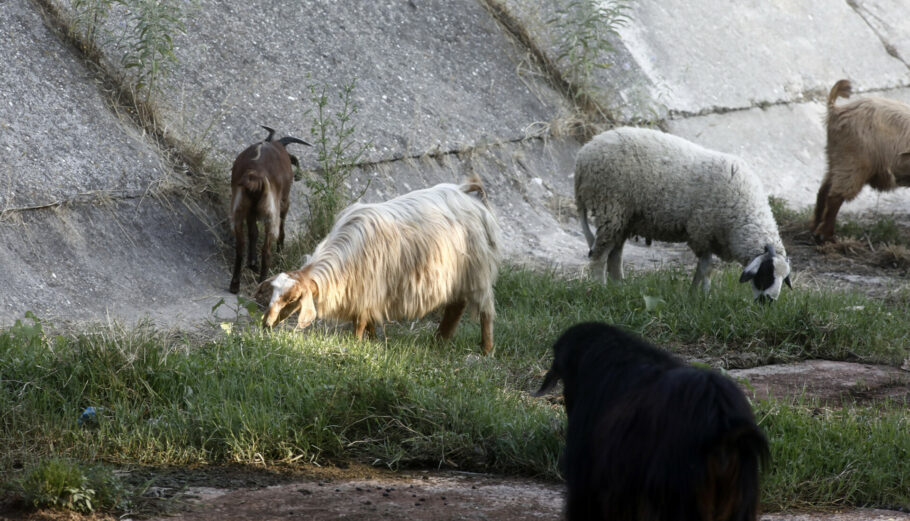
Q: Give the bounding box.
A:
[760,400,910,511]
[2,266,909,513]
[769,195,908,247]
[3,458,131,513]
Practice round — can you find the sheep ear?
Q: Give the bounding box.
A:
[784,275,792,289]
[739,255,763,283]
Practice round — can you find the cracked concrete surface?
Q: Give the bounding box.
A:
[2,0,910,328]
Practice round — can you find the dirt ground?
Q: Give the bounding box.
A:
[4,220,909,521]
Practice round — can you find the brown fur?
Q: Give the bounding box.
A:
[812,79,910,242]
[229,131,310,294]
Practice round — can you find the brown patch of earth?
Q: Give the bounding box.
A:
[152,470,562,521]
[730,360,910,405]
[778,217,910,300]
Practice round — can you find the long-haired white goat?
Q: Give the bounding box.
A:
[262,176,501,354]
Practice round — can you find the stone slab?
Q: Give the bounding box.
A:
[495,0,909,117]
[0,0,168,210]
[618,0,910,114]
[51,0,571,167]
[0,197,230,327]
[667,92,910,217]
[729,360,910,404]
[852,0,910,66]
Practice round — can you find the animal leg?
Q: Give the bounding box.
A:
[436,301,467,340]
[691,253,713,293]
[590,224,621,283]
[816,193,845,243]
[258,219,273,283]
[606,241,625,281]
[354,318,371,340]
[277,205,288,252]
[230,219,245,294]
[246,213,259,270]
[811,179,831,238]
[480,311,494,356]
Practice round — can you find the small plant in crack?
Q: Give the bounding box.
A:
[119,0,188,103]
[547,0,630,103]
[70,0,116,51]
[304,78,372,245]
[276,78,373,271]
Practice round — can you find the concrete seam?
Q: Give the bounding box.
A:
[0,191,145,218]
[355,134,548,171]
[476,0,615,126]
[668,84,910,120]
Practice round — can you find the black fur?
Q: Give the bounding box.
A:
[536,322,769,521]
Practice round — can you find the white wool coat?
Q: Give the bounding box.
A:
[576,126,785,266]
[305,180,500,325]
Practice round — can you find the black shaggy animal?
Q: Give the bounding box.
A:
[535,322,769,521]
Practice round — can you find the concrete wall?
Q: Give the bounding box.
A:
[1,0,908,326]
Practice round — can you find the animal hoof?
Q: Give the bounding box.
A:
[229,282,240,294]
[812,233,834,245]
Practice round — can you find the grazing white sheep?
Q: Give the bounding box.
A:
[575,126,791,301]
[262,176,501,354]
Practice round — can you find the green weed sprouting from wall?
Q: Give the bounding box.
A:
[70,0,116,50]
[119,0,188,103]
[65,0,188,103]
[547,0,630,103]
[300,78,372,251]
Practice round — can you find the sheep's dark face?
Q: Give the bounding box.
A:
[262,271,317,329]
[740,245,791,302]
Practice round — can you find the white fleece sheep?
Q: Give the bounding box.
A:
[262,176,501,354]
[575,126,791,301]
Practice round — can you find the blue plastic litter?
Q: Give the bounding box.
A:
[77,406,99,426]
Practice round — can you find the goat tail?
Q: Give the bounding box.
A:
[577,198,595,250]
[827,79,853,109]
[239,170,267,194]
[278,136,313,148]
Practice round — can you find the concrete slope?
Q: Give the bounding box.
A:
[5,0,910,326]
[0,0,226,326]
[496,0,910,214]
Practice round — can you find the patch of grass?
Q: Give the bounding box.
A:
[759,399,910,511]
[2,267,909,511]
[5,458,131,514]
[768,196,810,230]
[836,214,905,246]
[494,265,909,367]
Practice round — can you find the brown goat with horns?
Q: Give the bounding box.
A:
[229,126,311,294]
[812,79,910,243]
